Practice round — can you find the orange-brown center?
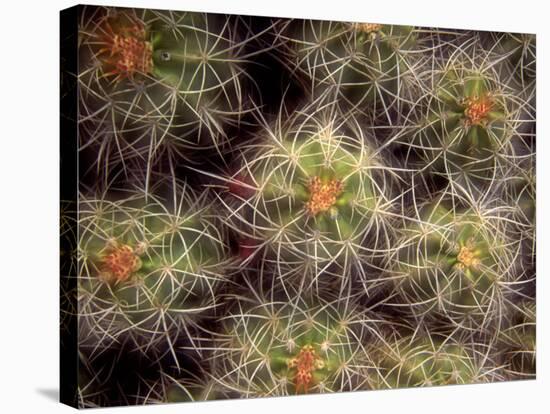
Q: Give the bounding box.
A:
[455,242,480,271]
[353,22,383,34]
[102,244,141,282]
[305,176,344,216]
[463,94,493,126]
[100,23,153,80]
[287,345,325,393]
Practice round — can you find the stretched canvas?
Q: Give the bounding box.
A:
[60,4,536,408]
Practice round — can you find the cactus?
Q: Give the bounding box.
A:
[78,6,253,183]
[391,200,515,327]
[223,102,398,291]
[278,19,418,120]
[60,201,78,344]
[490,32,536,88]
[502,165,536,229]
[66,6,537,407]
[495,160,536,282]
[499,301,536,379]
[78,182,233,360]
[405,61,514,190]
[211,295,381,397]
[127,358,229,404]
[370,333,500,388]
[162,377,226,403]
[77,353,110,408]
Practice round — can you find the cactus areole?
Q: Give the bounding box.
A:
[287,345,325,393]
[463,94,494,126]
[305,176,344,216]
[100,21,153,80]
[101,243,142,283]
[455,239,481,270]
[353,22,383,34]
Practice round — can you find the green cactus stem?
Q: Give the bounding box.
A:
[78,7,253,181]
[500,301,536,379]
[392,201,514,326]
[225,104,397,291]
[78,185,232,358]
[370,334,498,388]
[212,297,379,397]
[407,65,514,190]
[279,20,417,119]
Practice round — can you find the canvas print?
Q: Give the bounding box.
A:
[60,4,536,408]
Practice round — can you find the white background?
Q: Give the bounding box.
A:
[0,0,547,412]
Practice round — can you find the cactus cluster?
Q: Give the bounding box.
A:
[78,7,255,186]
[78,180,233,360]
[66,5,536,408]
[210,294,383,397]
